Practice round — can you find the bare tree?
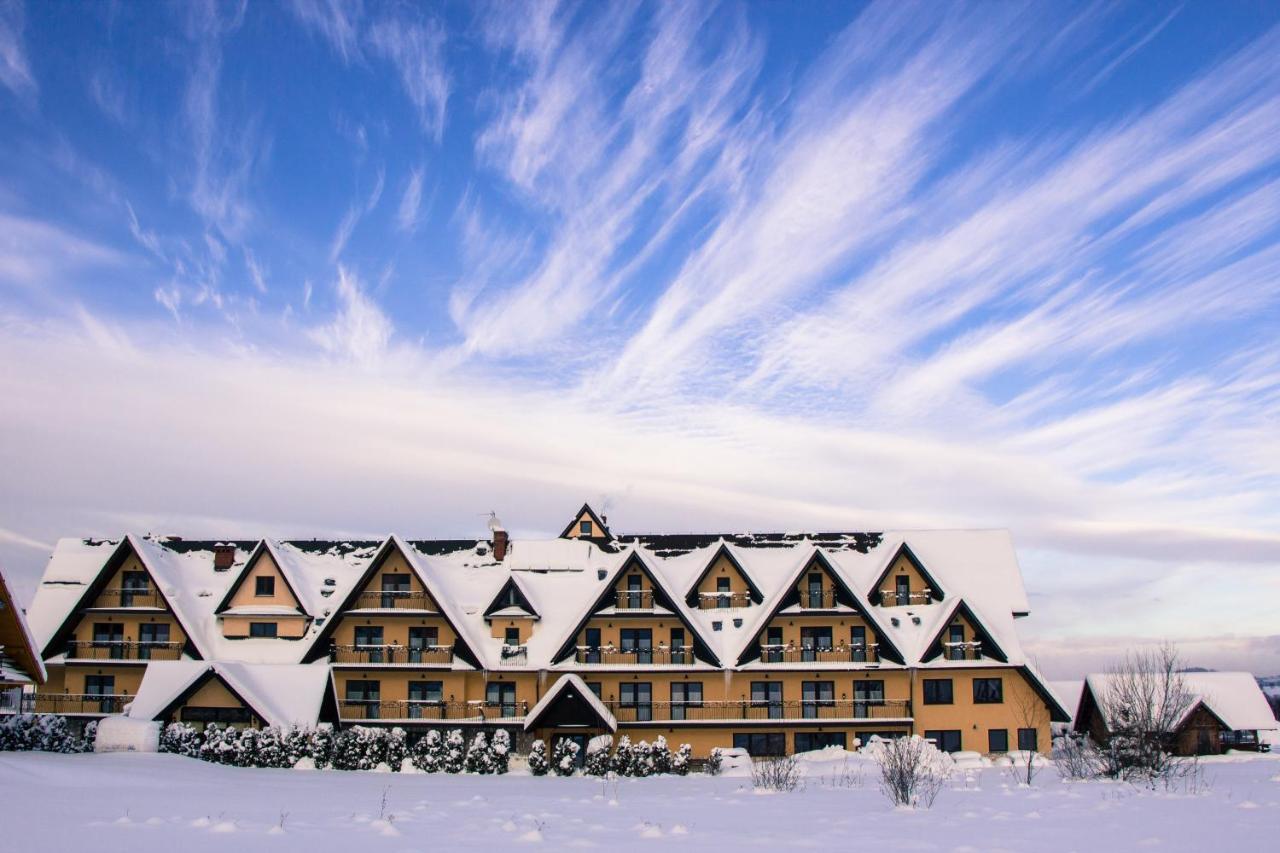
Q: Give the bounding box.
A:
[872,736,947,808]
[751,754,802,792]
[1097,643,1193,787]
[1010,687,1048,786]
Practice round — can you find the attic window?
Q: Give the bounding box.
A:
[580,520,592,536]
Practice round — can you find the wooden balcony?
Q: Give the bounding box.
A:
[574,647,695,665]
[797,589,839,609]
[92,588,164,609]
[879,590,933,606]
[338,699,528,722]
[27,693,128,715]
[603,699,912,724]
[942,641,984,661]
[351,591,435,611]
[696,591,752,609]
[757,644,879,664]
[614,590,656,610]
[331,644,453,665]
[65,641,183,662]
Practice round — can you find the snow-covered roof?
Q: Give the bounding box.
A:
[523,673,617,732]
[1083,672,1278,733]
[27,528,1046,676]
[126,660,332,728]
[1049,680,1085,722]
[0,565,46,685]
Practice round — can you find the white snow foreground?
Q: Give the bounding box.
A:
[1,751,1277,851]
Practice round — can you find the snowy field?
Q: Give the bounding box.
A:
[1,751,1277,852]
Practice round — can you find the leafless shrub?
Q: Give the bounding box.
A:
[751,754,802,792]
[1098,643,1193,788]
[873,736,948,809]
[1052,734,1101,781]
[1011,688,1049,786]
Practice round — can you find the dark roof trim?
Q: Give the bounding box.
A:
[483,575,540,619]
[868,542,945,605]
[683,543,764,606]
[1017,665,1073,724]
[213,540,307,616]
[558,503,613,541]
[921,599,1009,664]
[154,668,267,725]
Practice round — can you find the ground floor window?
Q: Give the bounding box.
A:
[345,680,380,719]
[795,731,847,752]
[988,728,1009,753]
[181,706,251,724]
[1017,727,1038,751]
[84,675,116,713]
[924,729,962,753]
[733,732,786,756]
[249,622,278,638]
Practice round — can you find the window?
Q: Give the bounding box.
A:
[120,570,149,606]
[504,627,520,646]
[795,732,847,752]
[584,627,602,663]
[670,628,686,664]
[806,572,823,607]
[624,574,644,608]
[182,706,251,724]
[733,732,786,756]
[948,624,965,660]
[973,678,1003,704]
[249,622,278,638]
[800,626,833,661]
[354,625,383,660]
[85,675,115,712]
[487,682,517,716]
[762,626,784,663]
[380,573,410,608]
[802,681,834,718]
[580,520,592,536]
[91,622,124,659]
[138,623,170,659]
[895,574,910,606]
[585,681,602,698]
[407,626,438,662]
[850,625,868,661]
[716,576,731,608]
[751,681,783,719]
[988,729,1009,753]
[408,680,443,718]
[922,678,953,705]
[345,680,380,719]
[619,682,652,722]
[254,576,275,597]
[853,679,885,714]
[924,729,962,753]
[1017,728,1038,752]
[670,682,703,720]
[620,628,652,663]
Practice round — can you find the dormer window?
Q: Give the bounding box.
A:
[580,520,592,536]
[255,576,275,597]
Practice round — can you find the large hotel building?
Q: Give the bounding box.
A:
[24,504,1069,757]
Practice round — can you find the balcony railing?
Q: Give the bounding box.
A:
[26,693,128,715]
[351,591,435,610]
[614,590,655,610]
[93,588,164,609]
[880,589,932,606]
[757,644,879,664]
[338,699,528,721]
[65,641,183,662]
[332,644,453,665]
[499,644,528,664]
[603,699,911,723]
[797,589,839,609]
[943,641,983,661]
[574,646,695,665]
[697,591,752,609]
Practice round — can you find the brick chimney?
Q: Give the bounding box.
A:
[488,512,508,562]
[212,543,236,572]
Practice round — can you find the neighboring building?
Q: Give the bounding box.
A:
[24,505,1068,757]
[1072,672,1278,755]
[1048,679,1084,738]
[0,566,47,713]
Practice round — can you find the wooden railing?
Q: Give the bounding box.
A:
[797,589,839,609]
[94,588,164,608]
[943,642,983,661]
[880,590,932,606]
[757,644,878,664]
[331,644,453,665]
[65,641,183,661]
[26,693,128,715]
[351,591,435,610]
[696,592,752,609]
[574,647,695,665]
[614,590,655,610]
[338,700,528,721]
[602,699,911,723]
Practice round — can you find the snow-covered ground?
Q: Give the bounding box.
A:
[1,750,1277,851]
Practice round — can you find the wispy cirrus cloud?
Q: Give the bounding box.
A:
[0,0,35,98]
[396,164,424,233]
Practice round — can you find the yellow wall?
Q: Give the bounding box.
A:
[225,551,302,611]
[88,553,157,608]
[563,510,600,539]
[354,550,438,608]
[877,552,933,603]
[911,668,1051,753]
[220,614,309,639]
[693,554,752,602]
[574,616,686,649]
[488,617,535,642]
[331,614,457,647]
[753,614,879,649]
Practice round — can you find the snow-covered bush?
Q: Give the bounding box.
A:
[610,735,635,776]
[308,725,335,769]
[528,739,550,776]
[706,747,723,776]
[198,723,226,764]
[411,730,443,773]
[255,726,289,768]
[81,720,98,753]
[583,735,613,776]
[670,743,692,776]
[870,735,950,808]
[29,715,80,753]
[333,726,385,771]
[160,721,201,757]
[233,727,259,767]
[384,727,408,771]
[491,729,511,774]
[282,726,311,767]
[651,735,672,775]
[463,732,491,773]
[751,754,801,792]
[552,738,579,776]
[443,729,466,774]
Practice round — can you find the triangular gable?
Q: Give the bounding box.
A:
[868,542,945,605]
[154,667,270,726]
[214,540,308,615]
[549,551,718,666]
[683,543,764,607]
[735,549,905,666]
[39,535,205,661]
[302,536,482,668]
[1174,699,1232,734]
[920,599,1009,663]
[558,503,613,540]
[483,575,540,619]
[524,674,617,732]
[1018,664,1073,724]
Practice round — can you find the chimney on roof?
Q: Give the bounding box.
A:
[212,543,235,572]
[488,512,508,562]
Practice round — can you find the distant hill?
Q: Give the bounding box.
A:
[1259,675,1280,697]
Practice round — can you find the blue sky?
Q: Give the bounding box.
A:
[1,1,1278,678]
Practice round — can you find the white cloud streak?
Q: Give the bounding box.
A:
[397,165,424,233]
[0,0,35,97]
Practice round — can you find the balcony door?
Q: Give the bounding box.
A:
[120,571,149,607]
[802,681,834,718]
[806,573,823,608]
[486,682,517,717]
[85,674,115,713]
[584,628,601,663]
[355,626,384,663]
[853,679,885,717]
[895,575,910,606]
[751,681,783,719]
[380,573,411,608]
[625,574,643,609]
[138,623,170,659]
[763,626,784,663]
[620,628,652,664]
[716,577,731,609]
[620,682,652,722]
[407,680,442,718]
[92,622,124,659]
[345,680,380,719]
[948,625,965,660]
[800,626,833,662]
[850,626,867,662]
